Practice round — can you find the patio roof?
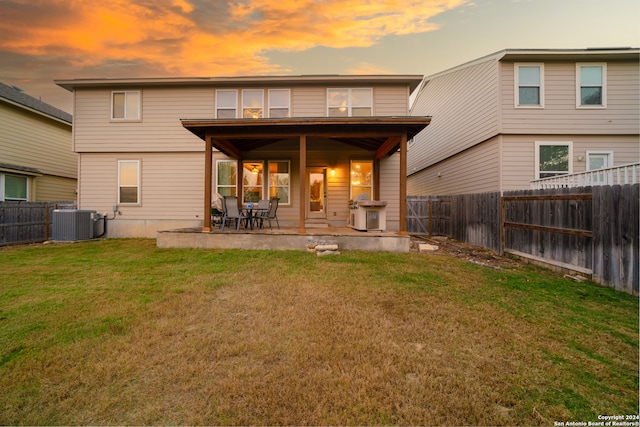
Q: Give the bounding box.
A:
[181,116,431,159]
[185,116,432,234]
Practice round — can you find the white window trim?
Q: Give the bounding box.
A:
[118,160,141,205]
[215,159,237,196]
[514,63,544,108]
[267,89,291,118]
[267,160,291,205]
[586,150,614,171]
[534,141,573,180]
[327,88,373,117]
[242,89,264,119]
[216,89,238,119]
[111,90,141,121]
[576,63,607,109]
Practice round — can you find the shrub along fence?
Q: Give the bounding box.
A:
[0,201,76,246]
[407,184,639,295]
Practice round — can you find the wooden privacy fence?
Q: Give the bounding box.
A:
[0,201,75,246]
[407,184,639,295]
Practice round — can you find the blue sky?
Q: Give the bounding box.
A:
[0,0,638,113]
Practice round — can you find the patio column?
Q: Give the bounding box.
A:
[203,134,213,232]
[298,135,306,234]
[398,133,408,235]
[374,158,380,200]
[236,158,243,207]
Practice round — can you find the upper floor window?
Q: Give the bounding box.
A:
[577,63,606,108]
[112,91,140,120]
[535,141,572,179]
[328,88,372,117]
[118,160,140,204]
[1,173,28,201]
[268,89,290,118]
[243,90,264,119]
[216,90,237,119]
[515,64,544,107]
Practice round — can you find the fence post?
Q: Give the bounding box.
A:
[500,196,505,255]
[428,198,433,237]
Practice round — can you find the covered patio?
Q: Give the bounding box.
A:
[158,116,430,251]
[157,225,411,252]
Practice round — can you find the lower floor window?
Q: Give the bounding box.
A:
[536,142,572,179]
[1,173,28,201]
[216,160,237,197]
[243,162,264,203]
[118,160,140,204]
[216,160,291,205]
[268,161,290,204]
[350,160,373,199]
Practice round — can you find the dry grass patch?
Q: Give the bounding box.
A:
[0,239,637,425]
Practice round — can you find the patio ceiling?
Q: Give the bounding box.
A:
[181,116,431,159]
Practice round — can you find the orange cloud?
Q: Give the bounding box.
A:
[0,0,467,76]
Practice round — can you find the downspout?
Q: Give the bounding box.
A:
[398,133,408,235]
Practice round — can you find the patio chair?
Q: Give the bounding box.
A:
[221,196,246,230]
[256,197,280,230]
[252,199,271,228]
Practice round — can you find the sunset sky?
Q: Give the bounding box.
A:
[1,0,638,114]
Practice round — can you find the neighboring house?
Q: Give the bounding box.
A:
[0,82,76,201]
[408,48,640,195]
[55,75,429,237]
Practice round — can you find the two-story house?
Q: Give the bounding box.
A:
[0,82,76,202]
[408,48,640,195]
[55,75,429,238]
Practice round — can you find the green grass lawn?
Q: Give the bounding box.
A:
[0,238,638,425]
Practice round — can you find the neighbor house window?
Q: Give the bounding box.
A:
[535,142,572,179]
[515,64,544,107]
[243,89,264,119]
[216,90,237,118]
[577,63,606,107]
[328,88,372,117]
[112,91,140,120]
[1,174,28,201]
[243,161,264,203]
[118,160,140,204]
[268,161,290,204]
[350,160,373,199]
[268,89,290,118]
[216,160,237,197]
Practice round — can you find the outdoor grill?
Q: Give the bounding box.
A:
[348,195,387,231]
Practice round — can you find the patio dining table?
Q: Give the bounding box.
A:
[240,205,267,230]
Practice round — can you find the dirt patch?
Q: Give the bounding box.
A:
[410,235,526,269]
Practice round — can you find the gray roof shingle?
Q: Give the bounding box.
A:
[0,82,72,124]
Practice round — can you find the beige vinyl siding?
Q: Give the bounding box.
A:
[407,138,500,195]
[374,86,410,116]
[291,87,326,117]
[73,87,209,153]
[501,61,640,134]
[78,152,203,220]
[379,154,400,225]
[0,102,75,179]
[34,175,77,201]
[409,58,500,174]
[501,134,640,191]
